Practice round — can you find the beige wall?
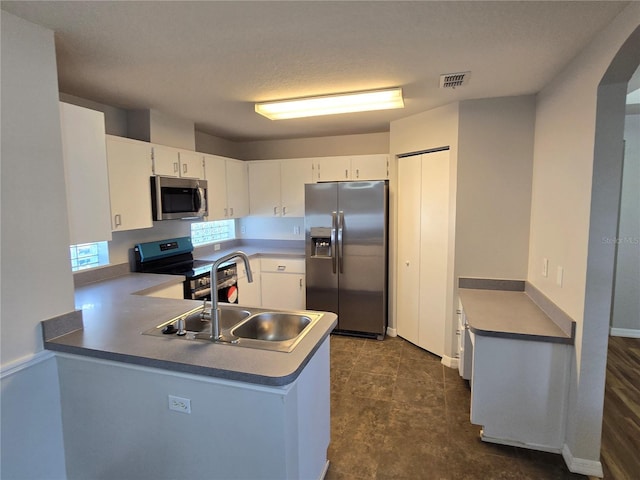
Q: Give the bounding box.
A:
[1,11,70,478]
[456,96,535,280]
[528,3,640,468]
[234,131,390,160]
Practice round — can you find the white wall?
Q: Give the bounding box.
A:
[611,112,640,332]
[527,3,640,471]
[0,11,71,478]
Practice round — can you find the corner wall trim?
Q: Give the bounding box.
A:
[386,327,398,337]
[562,444,604,478]
[610,327,640,338]
[441,355,459,369]
[0,350,55,380]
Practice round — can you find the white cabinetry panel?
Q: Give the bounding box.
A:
[105,135,153,231]
[60,102,112,244]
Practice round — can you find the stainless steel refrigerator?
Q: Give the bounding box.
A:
[305,181,388,339]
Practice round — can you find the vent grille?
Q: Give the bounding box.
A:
[439,71,470,89]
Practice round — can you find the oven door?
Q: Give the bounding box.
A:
[217,276,238,304]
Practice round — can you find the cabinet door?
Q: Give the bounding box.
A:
[60,102,112,244]
[248,160,281,216]
[261,272,305,310]
[314,156,351,182]
[226,159,249,218]
[237,258,261,307]
[178,150,204,179]
[281,158,312,217]
[106,136,153,231]
[203,154,229,220]
[396,154,422,346]
[350,154,389,180]
[152,144,180,177]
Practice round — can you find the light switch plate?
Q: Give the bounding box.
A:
[556,266,564,287]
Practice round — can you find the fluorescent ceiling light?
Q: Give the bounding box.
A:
[255,87,404,120]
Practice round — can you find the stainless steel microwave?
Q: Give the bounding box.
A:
[150,176,208,220]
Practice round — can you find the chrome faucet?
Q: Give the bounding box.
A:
[208,251,253,342]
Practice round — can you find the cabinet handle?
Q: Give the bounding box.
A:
[356,169,360,179]
[405,261,410,266]
[173,162,179,173]
[299,278,303,288]
[114,214,122,227]
[282,206,287,216]
[183,163,187,174]
[274,206,279,215]
[224,207,228,217]
[230,207,234,217]
[345,169,348,178]
[277,265,286,271]
[456,330,461,336]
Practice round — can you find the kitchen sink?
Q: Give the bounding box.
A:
[231,312,312,341]
[142,305,323,353]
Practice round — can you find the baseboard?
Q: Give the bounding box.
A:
[0,350,55,380]
[318,460,330,480]
[562,444,604,478]
[386,327,397,337]
[441,355,459,369]
[610,327,640,338]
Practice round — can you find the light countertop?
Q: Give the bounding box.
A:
[459,288,574,344]
[44,267,336,386]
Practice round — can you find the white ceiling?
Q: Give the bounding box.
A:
[1,1,630,142]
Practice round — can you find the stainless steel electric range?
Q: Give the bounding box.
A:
[134,237,238,302]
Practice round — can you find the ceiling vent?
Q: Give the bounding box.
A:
[439,71,470,89]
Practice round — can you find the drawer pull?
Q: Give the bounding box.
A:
[277,265,286,271]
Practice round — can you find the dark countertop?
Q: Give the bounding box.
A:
[459,288,574,344]
[45,267,336,386]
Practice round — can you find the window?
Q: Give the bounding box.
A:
[70,242,110,272]
[191,219,236,246]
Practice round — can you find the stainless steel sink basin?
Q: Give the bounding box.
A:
[143,305,323,353]
[143,305,250,336]
[231,312,312,341]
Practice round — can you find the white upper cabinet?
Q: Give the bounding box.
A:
[105,135,154,231]
[248,160,281,216]
[350,154,389,180]
[203,154,249,219]
[225,158,249,218]
[248,158,312,217]
[280,158,313,217]
[152,144,204,179]
[60,102,113,245]
[312,154,389,182]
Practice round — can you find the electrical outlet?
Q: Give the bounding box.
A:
[542,258,549,277]
[241,225,247,234]
[293,225,301,235]
[168,395,191,414]
[214,243,221,251]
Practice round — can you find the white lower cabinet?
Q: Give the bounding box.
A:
[260,258,305,311]
[237,258,261,307]
[469,331,571,451]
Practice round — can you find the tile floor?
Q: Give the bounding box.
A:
[325,334,588,480]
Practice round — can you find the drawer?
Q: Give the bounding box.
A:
[260,257,305,274]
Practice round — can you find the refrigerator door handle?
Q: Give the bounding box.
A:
[331,211,338,274]
[338,210,344,274]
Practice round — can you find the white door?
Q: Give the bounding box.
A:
[396,149,450,357]
[280,158,312,217]
[248,160,281,216]
[396,154,422,345]
[203,154,229,220]
[417,150,450,357]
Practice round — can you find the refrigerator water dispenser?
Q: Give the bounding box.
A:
[310,227,332,258]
